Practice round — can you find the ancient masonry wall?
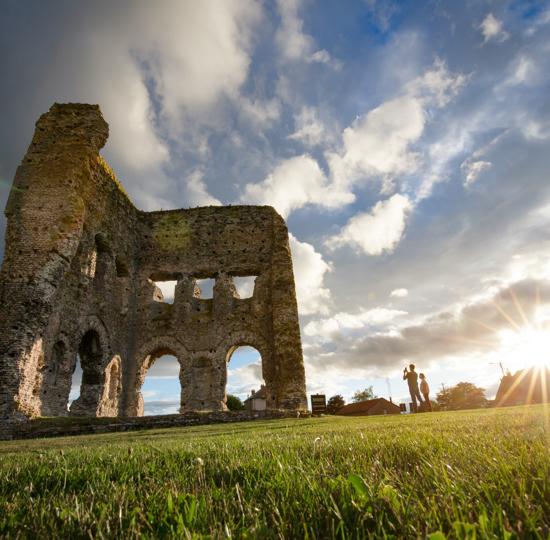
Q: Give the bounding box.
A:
[0,103,307,421]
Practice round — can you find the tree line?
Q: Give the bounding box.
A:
[326,381,488,414]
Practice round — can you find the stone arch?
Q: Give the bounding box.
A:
[219,331,274,410]
[98,355,122,417]
[131,336,188,417]
[69,316,111,416]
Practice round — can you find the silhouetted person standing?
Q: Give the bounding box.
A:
[403,364,423,413]
[419,373,432,412]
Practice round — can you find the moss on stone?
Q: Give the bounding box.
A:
[152,213,191,251]
[97,155,130,202]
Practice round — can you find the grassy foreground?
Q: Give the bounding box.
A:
[0,407,548,539]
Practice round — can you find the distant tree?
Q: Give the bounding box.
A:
[226,394,245,411]
[436,382,487,411]
[352,386,377,403]
[326,395,345,414]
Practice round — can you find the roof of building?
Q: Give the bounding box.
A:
[244,384,267,402]
[337,397,400,415]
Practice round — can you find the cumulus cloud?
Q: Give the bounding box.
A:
[1,1,262,210]
[330,278,550,373]
[479,13,509,44]
[227,361,263,398]
[241,60,464,222]
[241,154,353,218]
[304,307,407,338]
[238,97,282,127]
[275,0,333,64]
[327,96,424,191]
[135,1,262,126]
[185,170,222,207]
[390,288,409,298]
[289,234,332,315]
[288,107,330,147]
[325,194,412,255]
[327,59,466,193]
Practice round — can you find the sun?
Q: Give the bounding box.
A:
[499,327,550,372]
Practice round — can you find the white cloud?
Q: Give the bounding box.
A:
[503,55,537,87]
[326,194,412,255]
[288,107,329,147]
[309,49,332,64]
[461,159,492,187]
[275,0,333,64]
[185,170,222,206]
[479,13,509,44]
[32,0,263,210]
[390,288,409,298]
[327,96,424,191]
[304,307,407,338]
[405,58,467,107]
[289,234,332,315]
[327,59,466,193]
[241,154,353,218]
[137,1,262,125]
[238,97,282,127]
[227,361,263,398]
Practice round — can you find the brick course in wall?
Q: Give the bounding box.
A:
[0,103,307,423]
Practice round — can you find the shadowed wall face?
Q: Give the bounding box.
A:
[0,103,307,421]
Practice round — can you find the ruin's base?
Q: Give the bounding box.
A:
[0,409,311,440]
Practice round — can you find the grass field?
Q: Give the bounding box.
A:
[0,406,548,539]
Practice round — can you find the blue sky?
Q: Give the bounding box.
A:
[2,0,550,414]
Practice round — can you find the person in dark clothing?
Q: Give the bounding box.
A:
[403,364,423,413]
[419,373,432,412]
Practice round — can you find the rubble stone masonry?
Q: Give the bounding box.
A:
[0,103,307,422]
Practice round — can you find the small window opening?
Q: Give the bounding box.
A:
[234,276,257,299]
[195,278,215,299]
[152,280,177,304]
[95,233,111,254]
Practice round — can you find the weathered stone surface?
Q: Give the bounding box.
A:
[0,103,307,422]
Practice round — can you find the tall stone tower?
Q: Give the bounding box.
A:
[0,104,307,421]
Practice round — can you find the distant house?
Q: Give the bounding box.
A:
[337,398,401,416]
[244,385,267,411]
[495,366,550,407]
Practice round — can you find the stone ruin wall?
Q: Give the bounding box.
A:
[0,103,307,421]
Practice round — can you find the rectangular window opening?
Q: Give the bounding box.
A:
[195,278,215,299]
[234,276,257,299]
[152,280,177,304]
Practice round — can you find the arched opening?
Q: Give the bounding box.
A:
[98,356,122,416]
[69,330,103,416]
[226,346,265,411]
[68,354,82,409]
[141,353,181,415]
